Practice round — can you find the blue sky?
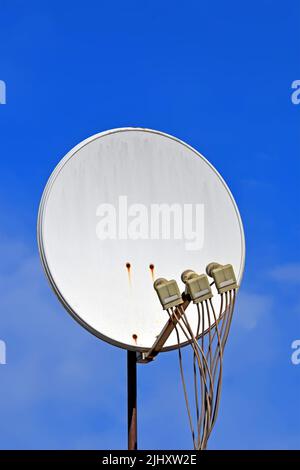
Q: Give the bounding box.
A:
[0,0,299,449]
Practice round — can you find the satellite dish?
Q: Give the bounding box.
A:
[38,128,245,352]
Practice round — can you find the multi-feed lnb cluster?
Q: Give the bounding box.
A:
[154,263,238,310]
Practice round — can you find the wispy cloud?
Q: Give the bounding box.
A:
[234,291,273,330]
[269,263,300,284]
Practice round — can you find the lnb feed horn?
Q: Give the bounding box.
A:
[181,269,197,283]
[154,278,183,310]
[181,270,213,304]
[206,262,238,294]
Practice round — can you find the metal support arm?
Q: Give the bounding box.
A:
[136,299,190,364]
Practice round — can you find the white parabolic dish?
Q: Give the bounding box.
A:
[38,128,245,351]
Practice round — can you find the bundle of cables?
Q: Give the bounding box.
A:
[154,262,238,450]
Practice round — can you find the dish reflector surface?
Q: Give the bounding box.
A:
[38,128,245,351]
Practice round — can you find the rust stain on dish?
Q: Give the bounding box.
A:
[149,264,155,281]
[126,262,131,284]
[132,334,138,344]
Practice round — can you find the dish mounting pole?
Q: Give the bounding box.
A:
[127,350,137,450]
[126,299,190,449]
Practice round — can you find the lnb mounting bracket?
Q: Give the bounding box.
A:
[136,299,190,364]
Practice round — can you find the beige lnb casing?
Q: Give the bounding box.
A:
[154,278,183,310]
[182,271,213,304]
[207,263,238,294]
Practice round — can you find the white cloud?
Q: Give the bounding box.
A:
[234,291,273,330]
[269,263,300,284]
